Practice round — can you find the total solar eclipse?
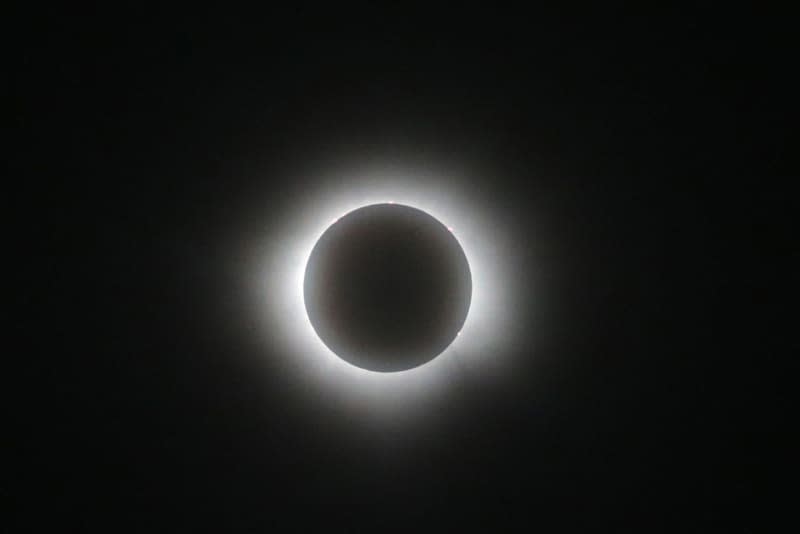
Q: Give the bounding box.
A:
[303,203,472,372]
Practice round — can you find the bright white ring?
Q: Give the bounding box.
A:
[256,162,520,417]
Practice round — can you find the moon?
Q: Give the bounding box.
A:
[303,203,472,372]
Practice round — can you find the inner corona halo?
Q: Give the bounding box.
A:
[303,203,472,372]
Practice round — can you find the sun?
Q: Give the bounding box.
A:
[255,162,520,416]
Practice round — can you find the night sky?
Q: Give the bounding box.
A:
[10,6,790,532]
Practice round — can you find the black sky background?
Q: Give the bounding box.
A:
[10,6,791,532]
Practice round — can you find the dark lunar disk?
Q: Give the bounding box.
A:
[303,203,472,372]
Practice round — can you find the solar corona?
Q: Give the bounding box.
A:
[257,165,519,412]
